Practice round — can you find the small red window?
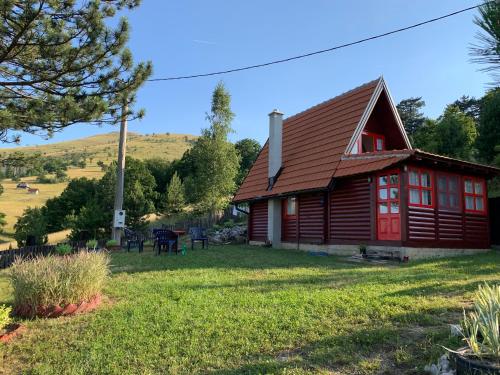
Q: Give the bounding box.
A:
[464,177,486,214]
[408,168,433,207]
[351,132,385,154]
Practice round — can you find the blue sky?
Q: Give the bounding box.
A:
[5,0,490,147]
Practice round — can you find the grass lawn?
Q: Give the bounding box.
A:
[0,245,499,374]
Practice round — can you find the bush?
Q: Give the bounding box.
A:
[9,252,109,315]
[86,239,98,251]
[55,243,72,256]
[0,305,12,329]
[105,240,119,248]
[14,207,48,247]
[460,283,500,360]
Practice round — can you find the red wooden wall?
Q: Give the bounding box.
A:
[298,193,325,242]
[329,177,371,241]
[282,210,297,241]
[249,201,267,241]
[404,167,490,248]
[248,167,490,249]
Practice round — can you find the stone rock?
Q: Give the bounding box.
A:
[425,354,455,375]
[208,225,247,244]
[449,324,462,337]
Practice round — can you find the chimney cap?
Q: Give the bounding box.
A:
[269,109,283,116]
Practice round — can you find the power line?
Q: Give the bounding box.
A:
[147,2,487,82]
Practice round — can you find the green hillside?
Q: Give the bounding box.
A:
[0,132,197,243]
[0,131,198,164]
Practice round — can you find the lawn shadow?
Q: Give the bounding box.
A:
[207,319,455,375]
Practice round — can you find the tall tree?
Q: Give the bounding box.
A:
[452,95,481,124]
[476,88,500,163]
[186,82,240,214]
[235,138,261,185]
[0,1,152,143]
[165,172,185,214]
[470,0,500,85]
[415,106,477,160]
[396,97,426,139]
[98,157,157,229]
[205,82,235,139]
[412,118,439,152]
[43,177,100,232]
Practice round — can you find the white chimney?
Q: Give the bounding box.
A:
[268,109,283,180]
[267,109,283,248]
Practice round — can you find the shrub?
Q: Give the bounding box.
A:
[105,240,119,248]
[86,239,98,251]
[55,243,72,256]
[460,283,500,360]
[0,305,12,329]
[14,207,48,247]
[9,252,109,315]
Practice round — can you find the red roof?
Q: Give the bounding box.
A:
[233,78,499,203]
[334,149,500,178]
[233,78,380,202]
[334,151,412,178]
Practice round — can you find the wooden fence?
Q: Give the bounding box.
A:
[0,245,56,270]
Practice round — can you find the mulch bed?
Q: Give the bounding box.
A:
[13,294,102,318]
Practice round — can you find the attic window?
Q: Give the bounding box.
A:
[352,132,385,154]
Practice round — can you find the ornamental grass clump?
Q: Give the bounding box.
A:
[460,283,500,363]
[9,251,109,316]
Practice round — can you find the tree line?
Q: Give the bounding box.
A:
[12,83,261,245]
[397,90,500,164]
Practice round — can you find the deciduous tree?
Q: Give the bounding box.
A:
[235,138,261,185]
[186,82,240,214]
[14,207,48,246]
[98,157,157,229]
[414,106,477,160]
[476,88,500,163]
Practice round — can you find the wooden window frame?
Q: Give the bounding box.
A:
[352,131,386,154]
[437,173,461,212]
[463,176,487,215]
[377,170,400,215]
[408,168,434,208]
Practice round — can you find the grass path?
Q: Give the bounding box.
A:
[1,246,499,374]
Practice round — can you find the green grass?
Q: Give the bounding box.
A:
[0,245,499,374]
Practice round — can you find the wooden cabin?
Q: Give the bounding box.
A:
[232,77,500,259]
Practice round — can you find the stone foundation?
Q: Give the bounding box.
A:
[249,241,490,260]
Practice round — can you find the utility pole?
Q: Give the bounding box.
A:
[111,102,128,242]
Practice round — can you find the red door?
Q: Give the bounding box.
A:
[377,171,401,240]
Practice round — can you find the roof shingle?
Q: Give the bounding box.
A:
[233,78,380,202]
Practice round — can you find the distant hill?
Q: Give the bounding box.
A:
[0,132,198,164]
[0,132,197,240]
